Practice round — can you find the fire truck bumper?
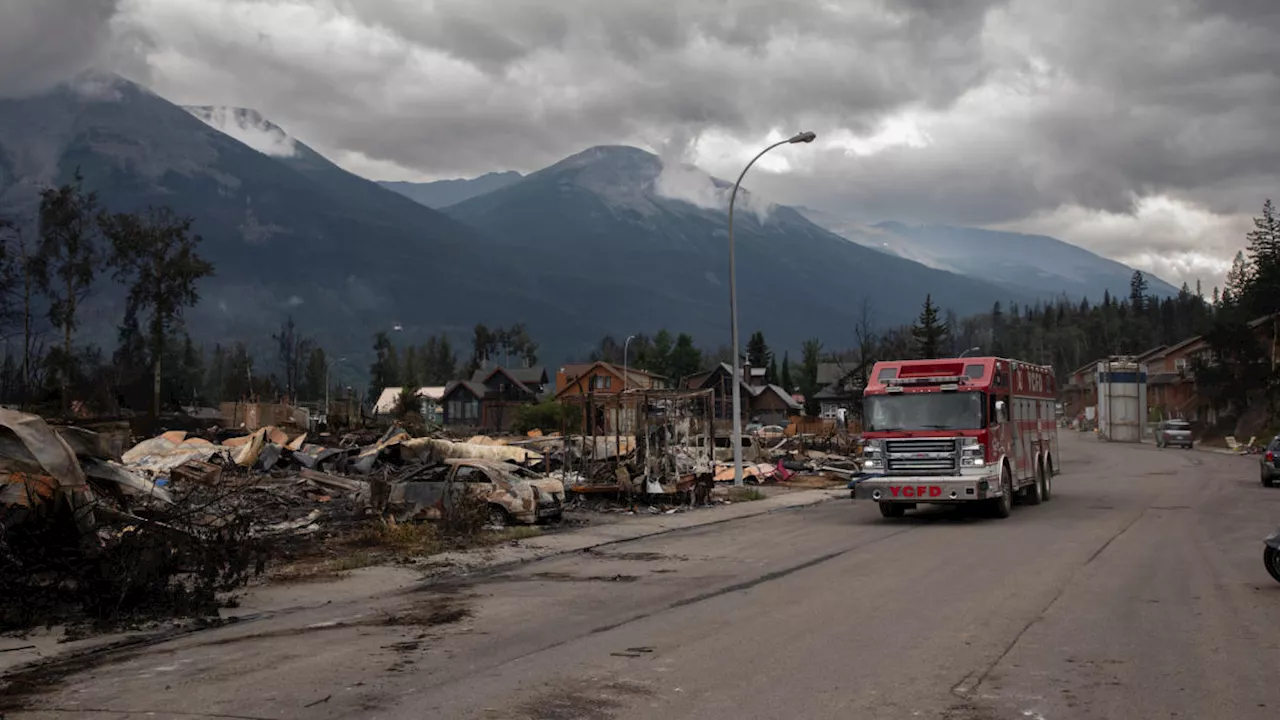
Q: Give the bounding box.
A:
[852,474,1002,503]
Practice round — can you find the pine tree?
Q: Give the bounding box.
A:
[780,352,794,392]
[1244,199,1280,316]
[1129,270,1148,312]
[767,355,779,386]
[668,333,702,383]
[912,294,948,359]
[746,331,770,370]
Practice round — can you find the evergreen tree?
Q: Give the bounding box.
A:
[767,355,779,385]
[1129,270,1148,312]
[911,294,948,359]
[780,352,794,392]
[668,333,703,383]
[746,331,770,369]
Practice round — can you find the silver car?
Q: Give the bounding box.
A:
[1155,419,1193,449]
[1263,437,1279,488]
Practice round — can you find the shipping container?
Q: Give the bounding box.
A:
[1096,359,1148,442]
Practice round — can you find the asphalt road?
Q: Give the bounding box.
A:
[7,433,1280,720]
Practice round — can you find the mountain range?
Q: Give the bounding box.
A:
[380,172,523,209]
[0,74,1175,371]
[795,209,1180,301]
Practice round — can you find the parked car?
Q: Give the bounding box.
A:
[757,425,785,441]
[1155,419,1194,449]
[1262,436,1280,488]
[385,458,564,526]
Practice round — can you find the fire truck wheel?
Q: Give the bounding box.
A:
[990,466,1014,519]
[1042,460,1053,501]
[1026,463,1044,506]
[878,502,906,519]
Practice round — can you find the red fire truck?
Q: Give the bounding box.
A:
[852,356,1059,519]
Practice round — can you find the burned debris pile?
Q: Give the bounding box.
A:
[0,413,545,631]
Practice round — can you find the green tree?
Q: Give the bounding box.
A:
[746,331,770,370]
[1129,270,1148,312]
[101,206,215,417]
[668,333,703,383]
[1244,199,1280,317]
[767,355,779,386]
[780,352,794,392]
[911,294,948,359]
[1222,250,1250,311]
[32,171,103,411]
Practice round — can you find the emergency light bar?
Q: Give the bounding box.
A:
[883,375,970,386]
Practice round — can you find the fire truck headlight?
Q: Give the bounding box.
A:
[961,443,986,467]
[863,440,884,471]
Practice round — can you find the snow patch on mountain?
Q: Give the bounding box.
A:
[184,106,298,157]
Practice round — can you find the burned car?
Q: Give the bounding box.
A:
[384,458,564,527]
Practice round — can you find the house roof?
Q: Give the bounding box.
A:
[813,382,860,401]
[442,380,489,401]
[1136,345,1169,363]
[470,364,546,387]
[749,384,803,411]
[556,361,664,396]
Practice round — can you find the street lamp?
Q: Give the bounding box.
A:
[728,131,817,487]
[325,356,347,416]
[622,335,636,392]
[959,347,981,358]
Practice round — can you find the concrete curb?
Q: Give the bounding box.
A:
[412,488,848,583]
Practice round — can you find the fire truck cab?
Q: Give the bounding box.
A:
[853,356,1059,519]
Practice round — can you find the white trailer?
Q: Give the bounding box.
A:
[1096,359,1148,442]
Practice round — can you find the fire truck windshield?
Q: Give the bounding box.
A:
[863,391,985,432]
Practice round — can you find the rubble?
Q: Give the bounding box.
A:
[1,398,867,631]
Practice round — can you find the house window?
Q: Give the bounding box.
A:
[464,399,478,420]
[592,375,612,390]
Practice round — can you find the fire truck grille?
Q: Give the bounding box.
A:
[885,438,958,475]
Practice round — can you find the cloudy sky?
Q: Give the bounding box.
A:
[3,0,1278,291]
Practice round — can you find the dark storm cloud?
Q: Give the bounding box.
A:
[0,0,124,97]
[8,0,1277,285]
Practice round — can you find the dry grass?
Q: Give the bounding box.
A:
[727,487,767,502]
[351,519,441,555]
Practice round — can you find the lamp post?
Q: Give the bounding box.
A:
[622,335,636,392]
[325,357,347,418]
[728,131,816,487]
[959,347,981,358]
